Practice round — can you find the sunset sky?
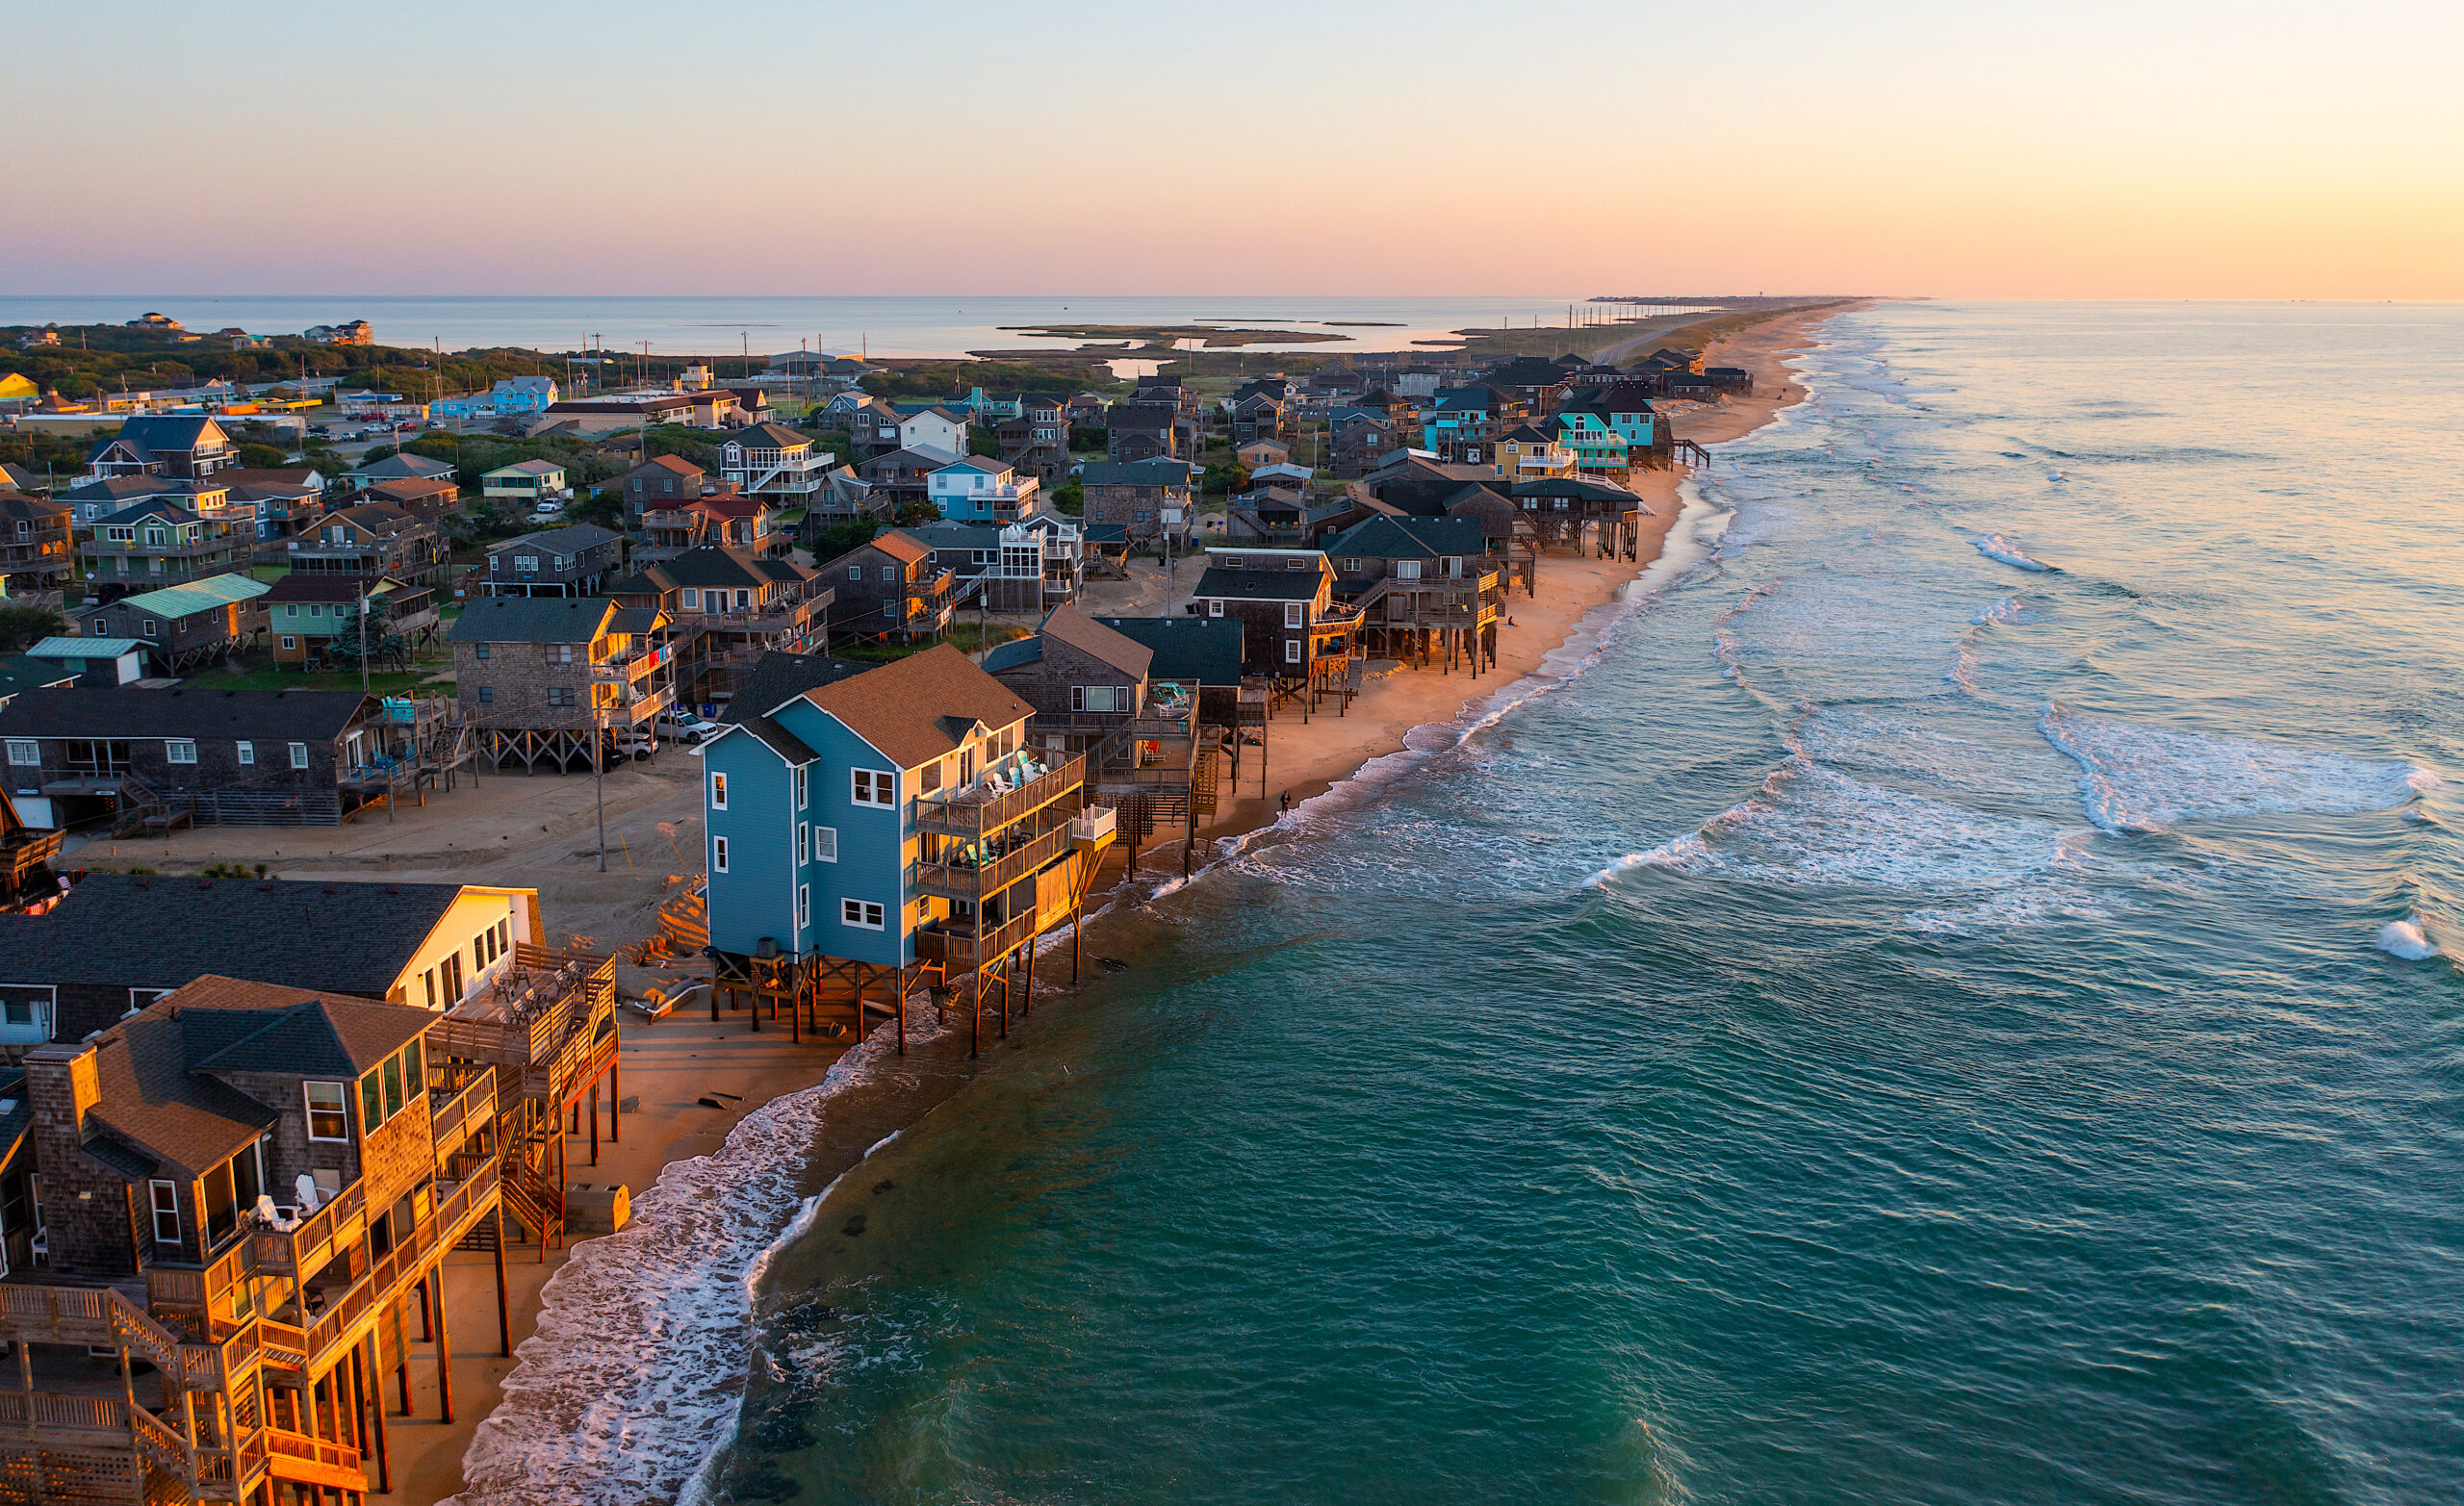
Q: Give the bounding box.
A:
[9,0,2457,299]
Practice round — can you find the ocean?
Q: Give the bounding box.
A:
[0,294,1702,360]
[678,301,2464,1506]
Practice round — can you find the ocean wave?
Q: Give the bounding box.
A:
[2375,918,2440,960]
[1974,534,2051,572]
[2038,703,2427,834]
[450,1011,945,1506]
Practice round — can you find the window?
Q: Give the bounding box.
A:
[709,772,728,809]
[280,635,297,650]
[289,742,308,769]
[305,1082,348,1141]
[515,555,539,572]
[236,740,254,765]
[814,826,837,863]
[165,739,196,764]
[476,685,494,702]
[143,620,158,638]
[1286,638,1303,664]
[475,643,490,659]
[680,588,701,609]
[546,644,576,664]
[798,822,810,862]
[150,1181,180,1246]
[841,898,885,930]
[424,967,438,1008]
[1207,599,1224,618]
[308,603,324,618]
[1284,601,1305,628]
[712,835,730,872]
[847,565,862,581]
[920,760,941,794]
[1072,685,1124,713]
[360,1070,381,1132]
[4,740,37,766]
[547,686,576,707]
[0,984,54,1041]
[797,884,810,928]
[851,769,893,807]
[1396,559,1422,580]
[795,765,808,809]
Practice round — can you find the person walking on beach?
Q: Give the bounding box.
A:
[1279,790,1292,815]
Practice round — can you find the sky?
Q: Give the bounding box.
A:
[6,0,2459,299]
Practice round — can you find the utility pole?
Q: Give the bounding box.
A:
[357,579,371,694]
[594,702,607,873]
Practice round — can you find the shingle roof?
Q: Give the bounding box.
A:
[735,651,875,719]
[0,874,468,1000]
[615,545,788,593]
[449,596,618,644]
[1079,458,1193,488]
[0,687,372,741]
[855,532,929,567]
[27,635,144,659]
[368,476,457,503]
[978,638,1040,673]
[263,573,388,604]
[1322,515,1486,561]
[109,573,270,620]
[800,643,1033,771]
[85,415,220,466]
[1036,604,1154,680]
[627,455,705,479]
[484,458,564,477]
[351,453,456,481]
[1089,616,1244,687]
[727,422,809,448]
[493,522,623,557]
[173,975,435,1076]
[1192,566,1322,602]
[0,492,68,523]
[0,654,75,700]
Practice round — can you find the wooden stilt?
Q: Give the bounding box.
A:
[1022,940,1035,1016]
[894,964,906,1054]
[493,1203,511,1358]
[970,968,981,1058]
[610,1059,621,1144]
[416,1275,432,1343]
[356,1340,390,1495]
[588,1078,600,1166]
[431,1268,454,1425]
[1072,905,1083,983]
[999,956,1010,1037]
[393,1300,412,1416]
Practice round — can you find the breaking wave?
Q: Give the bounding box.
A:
[2376,918,2440,960]
[2038,703,2427,834]
[1974,534,2051,572]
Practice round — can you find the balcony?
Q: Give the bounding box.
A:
[915,752,1085,840]
[1070,805,1117,846]
[913,906,1040,971]
[914,818,1070,903]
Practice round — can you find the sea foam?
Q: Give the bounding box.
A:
[449,1010,945,1506]
[2039,704,2426,834]
[2376,918,2440,960]
[1974,534,2051,572]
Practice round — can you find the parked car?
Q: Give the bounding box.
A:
[612,728,657,760]
[532,500,565,518]
[654,711,721,745]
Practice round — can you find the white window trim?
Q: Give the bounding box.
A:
[814,826,838,863]
[796,883,810,928]
[165,739,196,764]
[5,740,38,766]
[709,772,728,809]
[798,821,809,863]
[1285,638,1303,664]
[794,764,808,809]
[236,740,253,765]
[851,768,894,808]
[712,835,730,873]
[149,1181,180,1245]
[303,1082,349,1142]
[840,897,885,931]
[288,742,308,769]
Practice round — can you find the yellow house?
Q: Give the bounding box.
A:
[1494,422,1577,482]
[0,372,39,406]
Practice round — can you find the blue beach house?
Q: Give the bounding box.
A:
[698,645,1116,1042]
[926,455,1043,523]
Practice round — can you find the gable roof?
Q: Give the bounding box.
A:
[1088,616,1243,687]
[329,500,426,537]
[735,651,875,720]
[367,476,458,504]
[0,874,472,999]
[726,421,810,449]
[350,452,456,482]
[931,455,1012,477]
[853,531,929,567]
[1322,515,1487,561]
[27,635,145,660]
[977,637,1041,674]
[615,544,808,594]
[104,573,271,620]
[449,596,619,644]
[84,415,223,465]
[1079,458,1194,488]
[483,458,564,478]
[173,975,436,1077]
[0,653,76,700]
[1192,565,1323,602]
[626,454,705,480]
[799,643,1033,770]
[492,522,624,557]
[0,686,373,741]
[263,573,394,604]
[1029,604,1152,680]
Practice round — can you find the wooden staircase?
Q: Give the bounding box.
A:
[657,880,708,954]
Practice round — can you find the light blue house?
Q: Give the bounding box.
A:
[699,645,1116,1042]
[926,455,1043,523]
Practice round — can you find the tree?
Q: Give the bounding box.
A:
[808,519,879,561]
[967,426,1002,459]
[237,443,290,469]
[0,604,64,653]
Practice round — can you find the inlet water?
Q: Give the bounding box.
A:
[717,302,2464,1505]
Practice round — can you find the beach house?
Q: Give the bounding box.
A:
[698,644,1116,1053]
[926,454,1042,523]
[479,458,569,505]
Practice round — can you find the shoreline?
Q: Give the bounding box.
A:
[431,300,1861,1505]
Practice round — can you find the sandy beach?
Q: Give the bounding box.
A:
[100,300,1857,1504]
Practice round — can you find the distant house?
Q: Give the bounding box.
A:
[1330,418,1400,479]
[77,497,251,602]
[1495,423,1576,483]
[981,604,1154,746]
[1078,457,1194,548]
[490,375,560,415]
[609,545,833,710]
[263,573,439,667]
[483,523,628,598]
[639,492,783,558]
[285,499,446,588]
[821,530,954,644]
[364,474,461,524]
[1478,356,1576,411]
[1235,438,1290,470]
[840,396,908,455]
[894,405,969,459]
[346,451,457,493]
[856,446,960,514]
[1104,403,1181,463]
[531,390,744,436]
[720,422,834,505]
[212,467,327,543]
[927,455,1042,524]
[1706,366,1754,396]
[1183,549,1350,682]
[69,573,270,673]
[0,686,399,828]
[480,458,568,504]
[449,596,675,770]
[84,415,236,481]
[23,634,147,689]
[995,394,1071,484]
[1422,387,1499,467]
[897,519,1005,591]
[617,453,708,526]
[942,517,1083,611]
[1088,614,1246,725]
[0,492,73,604]
[1230,391,1289,446]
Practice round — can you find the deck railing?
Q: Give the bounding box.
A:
[914,907,1040,970]
[915,753,1084,839]
[913,820,1069,903]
